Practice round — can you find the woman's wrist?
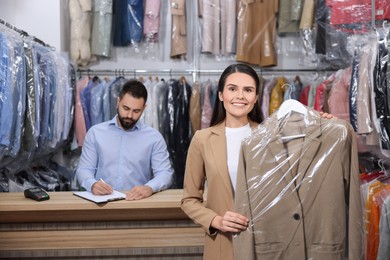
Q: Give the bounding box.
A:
[211,215,222,231]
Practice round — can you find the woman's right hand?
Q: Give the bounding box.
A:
[211,210,249,233]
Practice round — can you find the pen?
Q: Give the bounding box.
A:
[99,178,113,195]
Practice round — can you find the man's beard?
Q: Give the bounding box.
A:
[118,116,137,130]
[118,110,137,130]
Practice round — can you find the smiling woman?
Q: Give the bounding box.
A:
[181,63,264,260]
[210,63,264,128]
[181,63,336,260]
[218,72,259,128]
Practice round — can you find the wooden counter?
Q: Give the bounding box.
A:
[0,189,204,259]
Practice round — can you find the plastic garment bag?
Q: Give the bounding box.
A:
[91,0,113,57]
[233,102,363,259]
[377,195,390,259]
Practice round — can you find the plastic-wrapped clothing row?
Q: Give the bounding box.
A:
[360,162,390,260]
[74,75,194,188]
[344,29,390,159]
[0,23,76,174]
[264,28,389,159]
[80,38,389,161]
[71,0,390,68]
[70,0,164,65]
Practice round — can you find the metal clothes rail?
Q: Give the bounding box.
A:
[77,68,335,82]
[0,18,53,49]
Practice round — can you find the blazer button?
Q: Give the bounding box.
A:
[293,213,300,220]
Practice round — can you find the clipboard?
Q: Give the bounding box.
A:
[73,190,126,204]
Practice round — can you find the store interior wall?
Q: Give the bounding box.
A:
[0,0,64,52]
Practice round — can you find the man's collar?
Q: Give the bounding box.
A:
[110,115,142,131]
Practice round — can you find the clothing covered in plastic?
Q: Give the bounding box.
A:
[233,101,363,259]
[91,0,113,57]
[164,78,192,188]
[69,0,92,66]
[236,0,278,67]
[377,195,390,259]
[199,0,236,55]
[170,0,187,58]
[113,0,144,47]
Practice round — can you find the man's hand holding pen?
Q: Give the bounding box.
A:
[91,178,113,195]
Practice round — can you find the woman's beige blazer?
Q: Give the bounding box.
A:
[182,120,258,260]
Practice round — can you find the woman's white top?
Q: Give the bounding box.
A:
[225,123,251,192]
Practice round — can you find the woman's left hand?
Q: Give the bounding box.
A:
[319,111,337,119]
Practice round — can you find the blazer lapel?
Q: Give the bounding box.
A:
[210,122,233,196]
[296,118,329,216]
[272,112,328,216]
[209,120,259,198]
[267,113,324,198]
[267,115,297,188]
[268,137,295,186]
[295,124,321,188]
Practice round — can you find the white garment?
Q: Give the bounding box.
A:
[69,0,92,66]
[225,123,251,192]
[141,78,155,127]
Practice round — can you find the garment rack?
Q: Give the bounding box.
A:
[0,18,53,49]
[78,68,336,82]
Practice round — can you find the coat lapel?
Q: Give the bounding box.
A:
[267,115,297,188]
[295,118,328,216]
[295,124,321,188]
[210,122,233,196]
[267,112,324,200]
[268,137,295,186]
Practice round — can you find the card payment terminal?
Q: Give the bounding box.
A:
[24,187,50,201]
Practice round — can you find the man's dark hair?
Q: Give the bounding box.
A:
[119,79,148,103]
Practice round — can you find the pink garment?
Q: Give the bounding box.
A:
[313,83,325,112]
[201,0,219,54]
[299,85,311,106]
[200,0,236,55]
[328,68,351,122]
[356,45,373,135]
[74,76,89,146]
[143,0,161,42]
[314,73,336,112]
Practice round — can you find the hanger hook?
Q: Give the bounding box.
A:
[378,159,386,172]
[281,83,295,100]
